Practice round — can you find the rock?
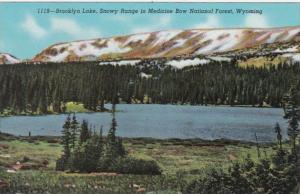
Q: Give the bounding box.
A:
[228,154,237,161]
[11,163,22,171]
[6,169,16,173]
[137,187,146,193]
[64,184,71,188]
[0,154,11,158]
[11,162,45,171]
[133,184,140,189]
[22,156,30,163]
[64,184,76,188]
[0,144,9,150]
[19,163,44,170]
[0,179,8,189]
[42,160,49,166]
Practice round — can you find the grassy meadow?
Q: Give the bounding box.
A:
[0,133,284,194]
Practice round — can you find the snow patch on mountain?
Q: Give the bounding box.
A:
[48,51,70,62]
[166,58,210,68]
[174,39,187,47]
[273,46,298,53]
[267,32,283,43]
[208,56,232,62]
[140,72,152,78]
[0,53,20,64]
[47,39,132,62]
[99,59,141,66]
[283,53,300,62]
[82,39,130,57]
[196,30,241,54]
[284,28,300,41]
[124,33,150,45]
[154,30,182,45]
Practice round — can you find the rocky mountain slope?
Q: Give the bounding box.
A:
[32,26,300,63]
[0,53,20,64]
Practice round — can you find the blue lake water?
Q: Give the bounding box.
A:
[0,104,288,142]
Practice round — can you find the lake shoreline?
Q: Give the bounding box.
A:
[0,102,281,118]
[0,131,278,146]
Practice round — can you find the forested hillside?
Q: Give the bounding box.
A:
[0,59,299,115]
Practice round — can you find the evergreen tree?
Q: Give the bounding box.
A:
[70,113,79,151]
[79,120,90,144]
[105,103,126,161]
[116,138,126,157]
[105,103,118,159]
[254,133,261,159]
[282,83,300,119]
[288,115,299,160]
[61,114,71,159]
[56,114,72,171]
[274,122,283,150]
[84,130,101,172]
[97,126,104,155]
[282,83,299,161]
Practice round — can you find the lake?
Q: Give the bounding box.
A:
[0,104,288,142]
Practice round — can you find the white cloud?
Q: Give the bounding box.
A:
[131,15,172,34]
[21,15,47,39]
[21,15,101,40]
[193,15,221,29]
[244,15,269,28]
[50,17,100,39]
[159,15,172,26]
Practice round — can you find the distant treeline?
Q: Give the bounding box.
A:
[0,60,299,114]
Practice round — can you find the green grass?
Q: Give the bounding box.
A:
[0,136,282,193]
[0,169,182,194]
[0,138,279,174]
[0,140,61,169]
[65,102,90,113]
[0,102,91,117]
[127,141,279,175]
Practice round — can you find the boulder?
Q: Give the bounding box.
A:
[0,179,8,189]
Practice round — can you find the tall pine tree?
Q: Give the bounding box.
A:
[70,113,79,151]
[61,114,71,159]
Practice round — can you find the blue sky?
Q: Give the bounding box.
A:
[0,2,299,59]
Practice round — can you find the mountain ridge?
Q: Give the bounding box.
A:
[0,53,20,64]
[32,26,300,62]
[0,26,299,65]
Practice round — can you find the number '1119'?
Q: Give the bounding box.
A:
[37,8,50,14]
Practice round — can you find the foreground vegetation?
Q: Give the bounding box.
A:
[0,134,288,191]
[0,130,299,193]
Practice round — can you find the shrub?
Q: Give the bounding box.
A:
[115,157,162,175]
[183,168,232,194]
[55,156,68,171]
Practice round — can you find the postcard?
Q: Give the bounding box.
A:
[0,1,299,194]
